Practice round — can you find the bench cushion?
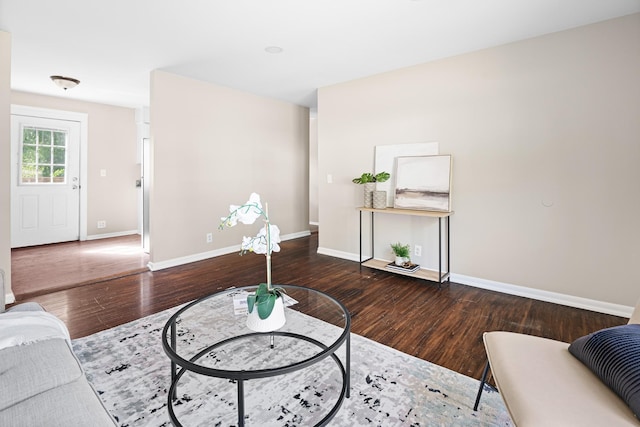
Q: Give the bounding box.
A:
[484,331,640,426]
[569,324,640,419]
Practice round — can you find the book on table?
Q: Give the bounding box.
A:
[385,261,420,273]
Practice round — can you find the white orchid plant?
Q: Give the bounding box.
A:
[219,193,285,319]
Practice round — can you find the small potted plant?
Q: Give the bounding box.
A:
[352,171,390,208]
[390,242,411,266]
[219,192,286,332]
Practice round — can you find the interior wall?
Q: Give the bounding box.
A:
[317,14,640,307]
[309,110,318,225]
[10,91,139,238]
[0,31,11,306]
[149,70,309,265]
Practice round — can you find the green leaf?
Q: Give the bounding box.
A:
[256,282,269,296]
[257,294,277,319]
[247,294,257,313]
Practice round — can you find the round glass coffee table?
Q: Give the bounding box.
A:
[162,285,351,427]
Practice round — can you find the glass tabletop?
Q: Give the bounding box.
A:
[162,284,350,379]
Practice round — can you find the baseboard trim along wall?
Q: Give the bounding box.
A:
[317,246,635,319]
[451,273,634,319]
[4,291,15,305]
[149,230,311,272]
[86,230,140,241]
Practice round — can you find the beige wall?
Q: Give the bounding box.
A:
[10,92,139,237]
[309,113,318,224]
[149,70,309,265]
[0,31,11,306]
[318,14,640,307]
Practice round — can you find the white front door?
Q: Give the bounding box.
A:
[11,114,81,248]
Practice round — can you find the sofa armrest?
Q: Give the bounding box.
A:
[6,302,45,313]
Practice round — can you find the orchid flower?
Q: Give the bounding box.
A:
[219,194,287,321]
[241,225,281,255]
[219,193,281,288]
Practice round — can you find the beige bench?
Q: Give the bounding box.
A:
[474,300,640,426]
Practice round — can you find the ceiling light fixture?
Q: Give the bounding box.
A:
[50,75,80,90]
[264,46,283,54]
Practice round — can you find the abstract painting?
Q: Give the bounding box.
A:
[394,155,451,211]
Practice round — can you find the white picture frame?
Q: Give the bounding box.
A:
[374,142,439,207]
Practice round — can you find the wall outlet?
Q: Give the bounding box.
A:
[97,220,106,229]
[414,245,422,257]
[206,232,213,243]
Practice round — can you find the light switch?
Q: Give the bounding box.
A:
[327,174,333,184]
[100,169,107,177]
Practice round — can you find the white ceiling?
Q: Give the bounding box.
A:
[1,0,639,109]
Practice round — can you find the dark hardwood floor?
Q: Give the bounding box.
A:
[11,232,628,381]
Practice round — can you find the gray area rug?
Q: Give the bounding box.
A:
[72,300,512,426]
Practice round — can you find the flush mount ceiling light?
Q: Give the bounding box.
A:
[264,46,283,54]
[50,75,80,90]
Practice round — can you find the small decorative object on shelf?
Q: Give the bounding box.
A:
[385,261,420,273]
[352,171,390,208]
[219,192,286,332]
[390,241,411,266]
[372,190,387,209]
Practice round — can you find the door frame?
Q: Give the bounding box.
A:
[11,105,89,241]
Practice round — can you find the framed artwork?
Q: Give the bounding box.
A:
[394,155,452,211]
[374,142,439,207]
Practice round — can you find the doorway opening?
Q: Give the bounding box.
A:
[9,105,147,300]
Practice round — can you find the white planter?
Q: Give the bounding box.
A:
[372,191,386,209]
[395,256,408,266]
[363,183,376,208]
[246,296,286,332]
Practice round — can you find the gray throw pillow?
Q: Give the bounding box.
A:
[569,324,640,419]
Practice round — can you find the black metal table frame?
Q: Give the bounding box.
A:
[161,285,351,427]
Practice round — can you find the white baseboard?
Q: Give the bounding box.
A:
[86,230,140,241]
[5,291,15,305]
[317,247,634,319]
[149,230,311,272]
[451,273,634,318]
[317,246,360,262]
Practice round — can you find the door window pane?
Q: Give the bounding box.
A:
[21,126,68,184]
[53,131,65,146]
[38,146,51,163]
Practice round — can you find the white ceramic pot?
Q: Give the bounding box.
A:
[363,183,376,208]
[395,256,408,266]
[246,296,286,332]
[372,190,386,209]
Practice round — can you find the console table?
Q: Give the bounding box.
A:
[358,207,452,286]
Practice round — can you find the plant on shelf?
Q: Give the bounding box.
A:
[390,242,411,266]
[353,172,391,208]
[351,171,390,184]
[219,192,286,331]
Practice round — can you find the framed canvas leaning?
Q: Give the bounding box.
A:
[394,155,452,212]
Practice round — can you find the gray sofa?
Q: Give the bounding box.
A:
[0,272,117,426]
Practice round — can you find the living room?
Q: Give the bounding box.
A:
[1,7,638,315]
[1,2,639,425]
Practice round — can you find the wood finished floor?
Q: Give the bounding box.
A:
[11,234,149,298]
[11,232,628,381]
